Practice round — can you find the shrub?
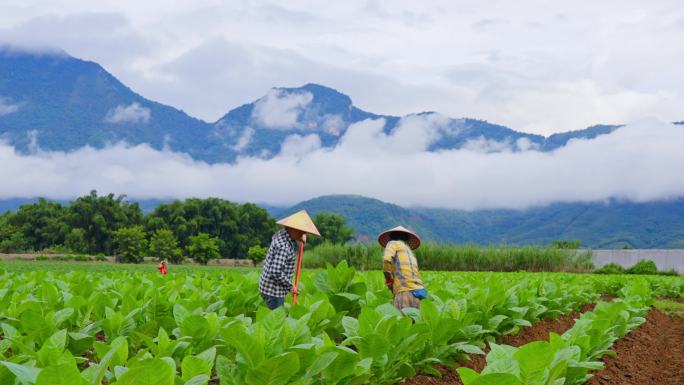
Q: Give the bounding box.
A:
[551,240,581,249]
[73,254,92,262]
[594,263,626,274]
[95,254,107,262]
[113,226,148,263]
[626,259,658,275]
[186,233,220,265]
[35,255,50,261]
[0,232,31,253]
[247,245,268,266]
[65,228,88,253]
[149,229,183,263]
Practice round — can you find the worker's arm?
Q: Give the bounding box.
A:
[383,242,397,291]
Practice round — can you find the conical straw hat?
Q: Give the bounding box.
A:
[377,225,421,249]
[277,210,321,236]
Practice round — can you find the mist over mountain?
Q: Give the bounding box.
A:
[274,195,684,249]
[0,48,622,163]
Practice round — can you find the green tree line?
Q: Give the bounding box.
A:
[0,192,357,264]
[0,191,278,263]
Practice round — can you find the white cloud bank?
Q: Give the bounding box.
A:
[251,90,313,129]
[105,102,150,124]
[1,116,683,210]
[0,97,20,115]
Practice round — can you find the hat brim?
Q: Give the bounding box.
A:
[377,227,421,250]
[276,210,321,236]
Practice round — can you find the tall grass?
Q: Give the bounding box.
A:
[303,242,594,272]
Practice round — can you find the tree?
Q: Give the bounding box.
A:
[0,231,31,253]
[236,203,278,258]
[64,228,88,253]
[186,233,220,265]
[149,229,183,263]
[113,226,148,263]
[67,190,143,254]
[8,199,69,251]
[247,245,268,266]
[145,198,276,259]
[308,212,355,247]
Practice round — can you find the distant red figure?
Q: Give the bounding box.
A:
[158,259,168,275]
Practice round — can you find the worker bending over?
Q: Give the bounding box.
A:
[379,226,427,311]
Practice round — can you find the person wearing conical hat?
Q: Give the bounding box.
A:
[378,226,427,311]
[259,210,320,309]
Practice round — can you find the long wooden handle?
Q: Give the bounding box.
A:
[292,239,305,305]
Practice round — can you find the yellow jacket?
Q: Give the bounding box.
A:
[383,240,424,293]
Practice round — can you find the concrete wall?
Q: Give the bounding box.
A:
[591,249,684,274]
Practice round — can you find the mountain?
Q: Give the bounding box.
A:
[274,195,684,248]
[0,48,214,157]
[1,48,623,163]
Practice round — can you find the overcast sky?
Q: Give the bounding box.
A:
[2,0,683,134]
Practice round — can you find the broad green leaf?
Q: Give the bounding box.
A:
[245,352,299,385]
[114,358,175,385]
[181,356,212,382]
[215,355,237,385]
[0,361,40,385]
[355,333,390,361]
[67,332,94,354]
[302,351,337,378]
[470,373,523,385]
[89,336,127,385]
[457,367,481,385]
[513,341,554,385]
[35,364,85,385]
[183,375,209,385]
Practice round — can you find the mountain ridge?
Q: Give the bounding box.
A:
[0,48,630,163]
[274,195,684,248]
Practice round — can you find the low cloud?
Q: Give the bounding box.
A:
[251,89,313,129]
[105,102,151,124]
[0,97,20,115]
[1,116,683,210]
[230,127,255,152]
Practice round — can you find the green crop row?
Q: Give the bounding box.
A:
[0,262,681,385]
[459,281,653,385]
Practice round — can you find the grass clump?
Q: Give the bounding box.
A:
[654,299,684,317]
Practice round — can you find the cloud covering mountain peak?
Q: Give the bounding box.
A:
[2,116,683,210]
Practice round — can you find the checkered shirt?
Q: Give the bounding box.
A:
[259,229,298,297]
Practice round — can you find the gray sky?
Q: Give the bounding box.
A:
[2,0,683,134]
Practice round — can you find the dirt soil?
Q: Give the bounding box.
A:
[403,303,596,385]
[586,308,684,385]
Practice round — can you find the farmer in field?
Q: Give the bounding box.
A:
[379,226,427,311]
[157,258,168,275]
[259,210,320,309]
